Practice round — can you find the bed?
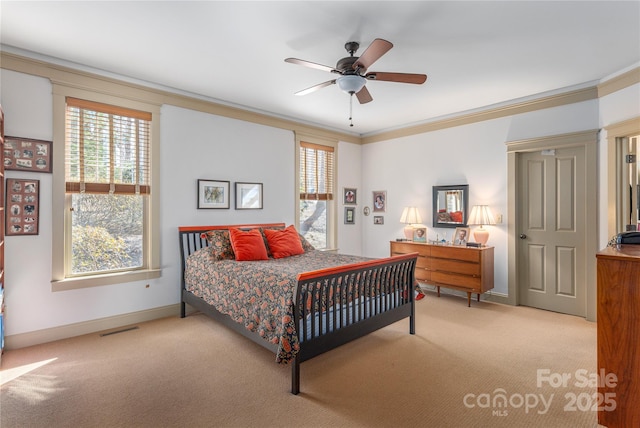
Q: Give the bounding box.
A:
[179,223,418,394]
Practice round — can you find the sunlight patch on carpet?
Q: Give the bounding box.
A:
[0,357,58,386]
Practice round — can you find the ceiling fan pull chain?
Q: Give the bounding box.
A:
[349,94,354,127]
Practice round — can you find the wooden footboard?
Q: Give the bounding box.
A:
[179,225,417,394]
[291,252,417,394]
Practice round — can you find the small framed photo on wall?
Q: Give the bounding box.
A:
[373,190,386,212]
[6,178,40,235]
[343,188,357,205]
[344,207,355,224]
[373,215,384,225]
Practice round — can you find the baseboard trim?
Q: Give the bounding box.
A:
[5,304,180,350]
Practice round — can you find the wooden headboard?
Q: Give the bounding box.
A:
[178,223,286,285]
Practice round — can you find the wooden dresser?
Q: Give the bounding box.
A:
[390,241,494,306]
[596,244,640,428]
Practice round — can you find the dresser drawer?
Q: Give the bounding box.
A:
[432,259,480,276]
[430,245,479,263]
[431,271,481,291]
[391,242,430,256]
[415,267,431,282]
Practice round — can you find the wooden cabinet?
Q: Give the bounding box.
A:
[596,245,640,428]
[390,241,494,306]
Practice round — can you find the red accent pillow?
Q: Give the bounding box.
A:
[450,211,463,223]
[263,225,305,259]
[228,228,269,261]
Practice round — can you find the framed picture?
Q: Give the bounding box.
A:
[344,207,355,224]
[413,227,427,243]
[4,136,52,173]
[373,190,386,212]
[453,227,470,245]
[373,215,384,225]
[343,188,357,205]
[235,182,263,209]
[6,178,40,235]
[197,179,230,209]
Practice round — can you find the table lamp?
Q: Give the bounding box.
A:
[468,205,496,245]
[400,207,422,240]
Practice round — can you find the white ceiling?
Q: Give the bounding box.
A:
[1,1,639,136]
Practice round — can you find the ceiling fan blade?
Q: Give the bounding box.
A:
[365,72,427,84]
[285,58,336,73]
[294,80,336,96]
[353,38,393,71]
[355,85,373,104]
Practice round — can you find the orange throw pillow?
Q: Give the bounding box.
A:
[263,225,305,259]
[228,228,269,261]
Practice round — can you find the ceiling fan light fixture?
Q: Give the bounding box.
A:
[337,75,366,94]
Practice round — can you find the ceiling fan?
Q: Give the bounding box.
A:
[285,38,427,125]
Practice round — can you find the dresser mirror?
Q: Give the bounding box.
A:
[432,184,469,228]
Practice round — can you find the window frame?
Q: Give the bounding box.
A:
[295,132,338,251]
[51,85,161,291]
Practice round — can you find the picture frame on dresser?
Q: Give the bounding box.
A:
[453,227,470,245]
[413,227,427,242]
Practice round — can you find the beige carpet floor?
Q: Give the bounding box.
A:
[1,292,599,428]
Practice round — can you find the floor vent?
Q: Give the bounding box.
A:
[100,326,139,337]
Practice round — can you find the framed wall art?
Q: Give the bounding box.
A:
[6,178,40,235]
[4,136,52,173]
[197,179,230,209]
[374,215,384,225]
[344,207,355,224]
[343,187,357,205]
[373,190,386,212]
[235,182,263,209]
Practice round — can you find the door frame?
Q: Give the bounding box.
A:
[505,130,598,321]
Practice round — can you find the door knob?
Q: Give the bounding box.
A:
[520,234,527,239]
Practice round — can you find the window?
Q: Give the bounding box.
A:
[298,141,335,249]
[64,98,151,277]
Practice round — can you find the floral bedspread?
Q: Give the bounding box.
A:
[184,248,369,364]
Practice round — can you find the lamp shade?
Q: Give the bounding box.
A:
[400,207,422,240]
[468,205,495,246]
[400,207,422,224]
[467,205,496,226]
[337,75,366,94]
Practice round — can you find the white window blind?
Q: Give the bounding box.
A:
[299,141,334,200]
[65,97,151,195]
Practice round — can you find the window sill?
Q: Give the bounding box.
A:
[51,269,161,292]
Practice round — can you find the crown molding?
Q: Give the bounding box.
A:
[2,51,638,146]
[0,51,361,145]
[361,86,599,144]
[598,66,640,98]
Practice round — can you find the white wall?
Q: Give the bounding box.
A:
[336,141,363,256]
[2,64,637,342]
[360,100,599,296]
[1,71,297,337]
